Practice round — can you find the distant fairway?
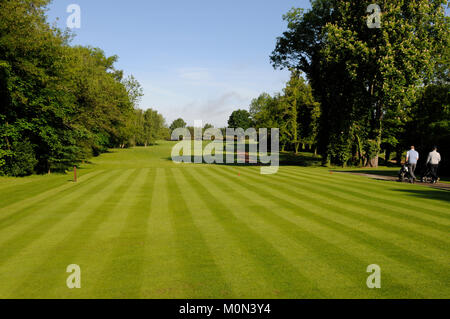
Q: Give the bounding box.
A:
[0,141,449,299]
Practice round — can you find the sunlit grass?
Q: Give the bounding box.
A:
[0,141,449,298]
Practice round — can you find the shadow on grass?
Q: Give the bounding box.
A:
[164,156,264,167]
[339,170,399,177]
[279,152,322,166]
[165,152,322,167]
[339,168,450,184]
[392,189,450,203]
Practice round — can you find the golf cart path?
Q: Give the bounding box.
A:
[335,171,450,191]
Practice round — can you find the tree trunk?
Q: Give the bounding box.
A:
[355,134,363,166]
[4,122,11,150]
[395,145,403,165]
[367,155,379,167]
[367,84,382,168]
[372,129,382,168]
[385,148,392,164]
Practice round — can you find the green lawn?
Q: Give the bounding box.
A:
[333,166,450,184]
[0,141,449,299]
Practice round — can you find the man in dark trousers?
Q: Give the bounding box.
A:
[426,146,441,184]
[406,146,419,183]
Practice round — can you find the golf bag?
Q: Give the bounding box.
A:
[421,165,433,183]
[421,164,440,184]
[398,165,413,183]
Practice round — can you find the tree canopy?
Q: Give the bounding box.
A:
[246,71,320,153]
[169,118,187,132]
[228,110,253,130]
[271,0,449,167]
[0,0,169,176]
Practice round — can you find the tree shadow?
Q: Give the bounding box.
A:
[280,152,322,166]
[391,189,450,203]
[339,168,450,183]
[339,169,399,177]
[164,156,265,167]
[164,152,322,167]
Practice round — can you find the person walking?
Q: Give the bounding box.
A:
[426,146,441,184]
[406,146,419,183]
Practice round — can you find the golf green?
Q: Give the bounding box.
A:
[0,142,449,299]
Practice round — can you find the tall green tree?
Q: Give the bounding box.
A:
[271,0,449,167]
[65,46,134,153]
[295,77,320,154]
[278,73,299,152]
[278,71,320,153]
[0,0,79,174]
[0,0,149,175]
[249,72,320,153]
[250,93,282,130]
[143,108,165,146]
[123,75,144,108]
[169,118,187,132]
[228,109,253,130]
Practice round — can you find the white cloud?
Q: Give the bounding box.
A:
[177,67,212,82]
[137,64,291,127]
[170,91,249,127]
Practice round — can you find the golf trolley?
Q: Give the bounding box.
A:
[421,165,440,184]
[398,165,414,183]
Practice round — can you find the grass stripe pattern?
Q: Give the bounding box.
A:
[0,142,448,299]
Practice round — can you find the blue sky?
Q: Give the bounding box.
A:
[46,0,311,127]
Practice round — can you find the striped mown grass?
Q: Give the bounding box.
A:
[0,141,449,298]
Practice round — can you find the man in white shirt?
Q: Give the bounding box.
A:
[427,146,441,184]
[406,146,419,183]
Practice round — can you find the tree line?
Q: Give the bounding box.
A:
[0,0,169,176]
[229,0,449,172]
[168,118,217,140]
[228,71,320,154]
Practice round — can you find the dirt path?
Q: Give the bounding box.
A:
[335,171,450,191]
